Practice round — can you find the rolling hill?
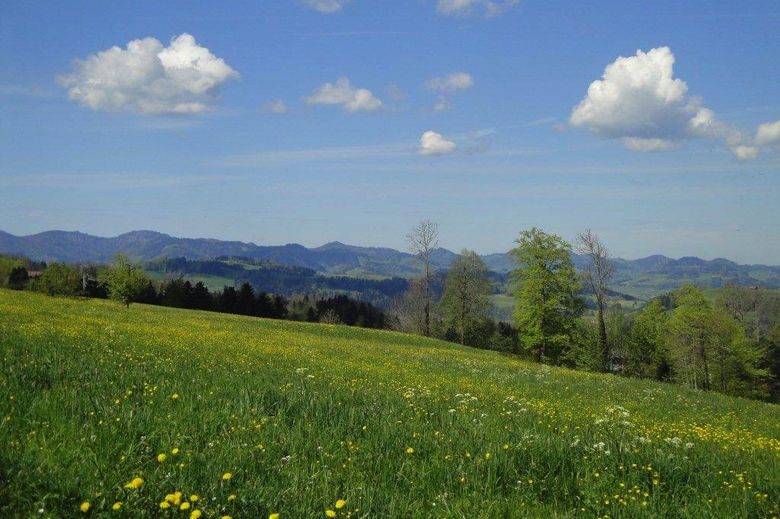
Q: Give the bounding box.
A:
[0,289,777,517]
[2,229,779,300]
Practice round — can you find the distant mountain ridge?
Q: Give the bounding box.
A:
[2,230,779,298]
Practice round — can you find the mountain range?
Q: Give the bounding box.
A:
[2,230,779,299]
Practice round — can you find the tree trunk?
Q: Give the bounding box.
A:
[424,263,431,337]
[700,344,711,391]
[597,302,608,372]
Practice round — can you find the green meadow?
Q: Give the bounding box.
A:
[1,289,777,518]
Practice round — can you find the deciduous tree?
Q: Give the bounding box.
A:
[511,228,584,363]
[439,250,492,345]
[577,230,615,371]
[407,220,439,337]
[37,262,82,297]
[105,254,150,307]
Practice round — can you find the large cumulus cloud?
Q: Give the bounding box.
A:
[570,47,758,160]
[58,33,238,115]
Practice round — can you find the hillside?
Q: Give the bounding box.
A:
[2,230,779,301]
[1,289,777,518]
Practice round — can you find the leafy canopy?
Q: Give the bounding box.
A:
[104,254,149,307]
[511,228,584,363]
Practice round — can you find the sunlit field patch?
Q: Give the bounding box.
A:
[1,289,778,518]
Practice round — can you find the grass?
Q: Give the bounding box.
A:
[0,289,778,518]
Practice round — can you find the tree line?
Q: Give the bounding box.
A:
[1,254,386,329]
[394,221,779,402]
[3,223,778,402]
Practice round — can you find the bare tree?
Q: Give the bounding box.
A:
[577,230,615,371]
[319,308,341,325]
[407,220,439,337]
[389,277,427,334]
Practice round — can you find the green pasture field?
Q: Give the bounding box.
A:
[0,290,777,518]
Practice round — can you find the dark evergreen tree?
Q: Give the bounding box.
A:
[160,279,194,308]
[256,291,274,317]
[272,295,288,319]
[236,282,256,316]
[136,281,159,305]
[191,281,213,310]
[218,286,238,314]
[7,266,29,290]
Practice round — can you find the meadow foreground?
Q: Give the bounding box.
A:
[1,290,778,518]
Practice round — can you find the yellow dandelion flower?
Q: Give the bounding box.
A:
[160,501,171,509]
[335,499,346,509]
[180,502,191,510]
[222,472,233,480]
[172,393,179,399]
[190,510,202,519]
[172,448,179,455]
[325,511,336,518]
[124,477,144,489]
[224,516,234,519]
[157,453,167,462]
[406,447,414,454]
[269,514,279,519]
[190,495,199,502]
[112,502,121,510]
[166,491,183,505]
[79,501,90,513]
[227,494,237,501]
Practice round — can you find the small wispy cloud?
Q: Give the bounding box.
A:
[526,117,557,127]
[0,84,53,98]
[755,119,780,150]
[214,143,412,167]
[436,0,521,17]
[306,77,383,112]
[304,0,351,13]
[433,96,451,112]
[0,172,227,189]
[260,99,288,114]
[425,72,474,93]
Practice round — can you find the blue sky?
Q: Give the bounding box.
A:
[1,0,779,263]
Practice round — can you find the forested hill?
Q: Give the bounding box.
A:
[2,229,779,297]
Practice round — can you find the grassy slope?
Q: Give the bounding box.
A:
[0,290,777,519]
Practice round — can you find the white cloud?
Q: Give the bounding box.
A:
[755,119,780,148]
[425,72,474,93]
[570,47,690,140]
[570,46,759,160]
[261,99,288,114]
[436,0,520,17]
[622,137,681,152]
[306,77,383,112]
[58,33,238,115]
[433,96,451,112]
[305,0,350,13]
[418,130,456,156]
[730,145,760,162]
